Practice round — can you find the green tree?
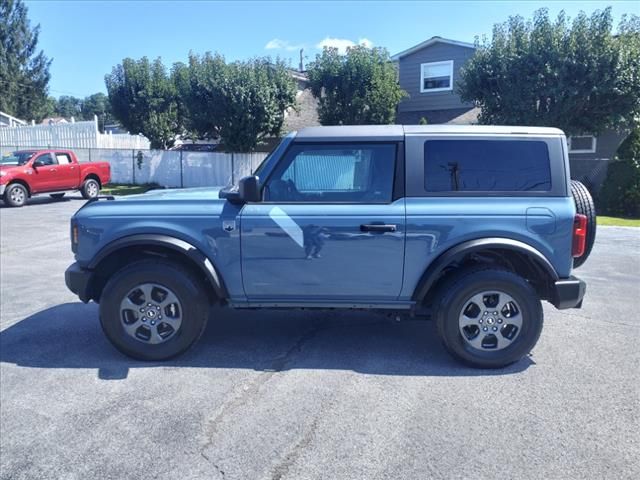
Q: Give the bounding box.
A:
[81,92,113,130]
[600,128,640,217]
[54,95,82,118]
[176,54,297,152]
[105,57,179,149]
[458,8,640,135]
[0,0,52,121]
[306,45,406,125]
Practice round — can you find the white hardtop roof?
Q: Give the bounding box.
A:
[402,125,565,136]
[294,125,565,142]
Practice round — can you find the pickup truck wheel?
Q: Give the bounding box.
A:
[50,193,65,199]
[435,268,543,369]
[99,259,210,360]
[81,178,100,199]
[4,183,28,207]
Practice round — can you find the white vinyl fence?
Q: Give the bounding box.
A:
[0,145,267,188]
[0,118,150,150]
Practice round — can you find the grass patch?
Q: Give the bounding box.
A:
[597,216,640,227]
[101,183,161,196]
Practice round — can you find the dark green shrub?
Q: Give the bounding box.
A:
[600,129,640,217]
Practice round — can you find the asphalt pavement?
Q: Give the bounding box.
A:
[1,195,639,479]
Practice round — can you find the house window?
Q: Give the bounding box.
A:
[568,136,597,154]
[420,60,454,93]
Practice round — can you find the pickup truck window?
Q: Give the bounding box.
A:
[55,153,72,165]
[264,143,396,203]
[424,139,552,192]
[36,153,57,166]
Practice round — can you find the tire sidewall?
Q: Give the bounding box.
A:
[5,184,27,207]
[438,271,543,368]
[100,261,208,360]
[82,179,100,199]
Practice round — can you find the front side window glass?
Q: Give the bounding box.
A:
[265,144,396,203]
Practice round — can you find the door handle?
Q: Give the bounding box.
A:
[360,224,397,233]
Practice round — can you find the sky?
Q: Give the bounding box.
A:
[24,0,640,99]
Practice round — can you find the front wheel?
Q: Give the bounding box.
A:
[435,268,543,368]
[99,259,210,360]
[81,178,100,199]
[3,183,28,207]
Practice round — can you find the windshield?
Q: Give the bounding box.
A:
[1,151,36,166]
[253,132,296,179]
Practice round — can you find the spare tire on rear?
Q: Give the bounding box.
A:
[570,180,596,268]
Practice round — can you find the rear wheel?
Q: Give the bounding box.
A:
[570,180,596,268]
[435,268,543,368]
[50,193,65,199]
[3,183,28,207]
[99,259,210,360]
[81,178,100,199]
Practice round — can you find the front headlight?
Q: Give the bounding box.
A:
[0,171,6,177]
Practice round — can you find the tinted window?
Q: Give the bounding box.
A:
[424,140,551,192]
[37,153,57,166]
[265,143,396,203]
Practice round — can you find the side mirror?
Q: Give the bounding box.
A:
[239,175,261,203]
[219,175,261,204]
[32,159,44,168]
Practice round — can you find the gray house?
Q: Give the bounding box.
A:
[392,36,628,189]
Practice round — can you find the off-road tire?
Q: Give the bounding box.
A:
[99,259,210,360]
[435,268,544,369]
[3,183,28,207]
[570,180,596,268]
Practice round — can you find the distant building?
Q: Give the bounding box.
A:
[39,117,70,125]
[283,69,320,133]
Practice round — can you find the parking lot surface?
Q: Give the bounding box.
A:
[1,196,639,479]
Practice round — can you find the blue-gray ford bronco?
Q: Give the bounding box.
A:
[65,125,595,368]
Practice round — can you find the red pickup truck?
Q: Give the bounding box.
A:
[0,149,111,207]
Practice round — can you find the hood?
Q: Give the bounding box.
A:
[0,164,23,172]
[116,186,224,201]
[74,186,228,219]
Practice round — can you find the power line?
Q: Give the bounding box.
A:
[0,78,96,97]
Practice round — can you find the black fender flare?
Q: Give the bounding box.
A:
[88,234,227,299]
[412,237,559,302]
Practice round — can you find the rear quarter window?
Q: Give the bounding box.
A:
[424,139,552,192]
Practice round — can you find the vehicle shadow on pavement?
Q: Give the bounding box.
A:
[0,302,534,379]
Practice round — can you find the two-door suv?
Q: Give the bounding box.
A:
[65,125,594,368]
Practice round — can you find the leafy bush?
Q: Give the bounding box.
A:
[599,129,640,217]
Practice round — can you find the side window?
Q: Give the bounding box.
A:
[37,153,57,166]
[424,139,552,192]
[56,153,72,165]
[265,143,396,203]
